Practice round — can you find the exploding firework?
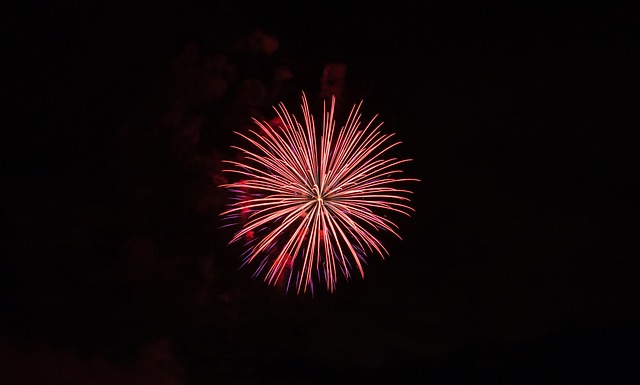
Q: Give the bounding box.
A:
[219,92,418,294]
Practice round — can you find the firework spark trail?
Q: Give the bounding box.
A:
[219,92,419,294]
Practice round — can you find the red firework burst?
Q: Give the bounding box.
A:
[219,92,419,294]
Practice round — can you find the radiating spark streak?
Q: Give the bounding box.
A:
[219,92,419,294]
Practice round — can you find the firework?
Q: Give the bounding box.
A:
[219,92,418,294]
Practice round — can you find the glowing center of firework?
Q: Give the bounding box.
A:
[311,185,325,204]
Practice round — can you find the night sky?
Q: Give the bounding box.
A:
[3,2,638,384]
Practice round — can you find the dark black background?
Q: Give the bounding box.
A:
[3,2,638,384]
